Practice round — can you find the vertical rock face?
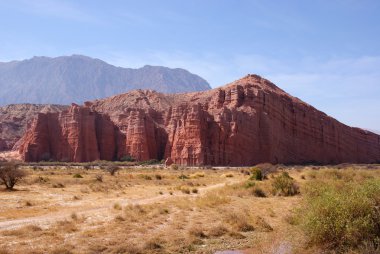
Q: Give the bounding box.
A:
[19,104,124,162]
[0,104,67,151]
[19,74,380,165]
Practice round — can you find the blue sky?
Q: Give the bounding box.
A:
[0,0,379,131]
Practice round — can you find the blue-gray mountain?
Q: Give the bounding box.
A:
[0,55,211,105]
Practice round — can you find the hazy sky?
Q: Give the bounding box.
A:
[0,0,379,131]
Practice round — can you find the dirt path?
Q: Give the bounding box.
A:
[0,180,239,231]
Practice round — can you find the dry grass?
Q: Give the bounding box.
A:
[0,165,379,253]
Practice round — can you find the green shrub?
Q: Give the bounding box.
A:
[250,167,263,181]
[171,164,179,170]
[300,180,380,251]
[271,172,299,196]
[244,181,255,189]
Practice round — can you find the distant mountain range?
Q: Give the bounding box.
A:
[0,55,211,105]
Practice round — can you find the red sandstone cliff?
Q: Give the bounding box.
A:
[19,104,124,162]
[19,75,380,165]
[0,104,67,151]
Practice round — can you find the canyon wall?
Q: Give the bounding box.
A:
[19,104,124,162]
[19,75,380,165]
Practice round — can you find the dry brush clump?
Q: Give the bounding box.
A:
[299,178,380,252]
[223,210,255,232]
[271,172,299,196]
[195,192,231,208]
[0,162,27,190]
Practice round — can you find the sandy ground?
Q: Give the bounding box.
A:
[0,180,238,231]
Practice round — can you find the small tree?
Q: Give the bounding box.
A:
[106,164,119,176]
[0,162,27,190]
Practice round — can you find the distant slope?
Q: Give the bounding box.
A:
[0,55,211,105]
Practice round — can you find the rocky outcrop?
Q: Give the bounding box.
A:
[19,104,124,162]
[0,104,67,151]
[19,75,380,165]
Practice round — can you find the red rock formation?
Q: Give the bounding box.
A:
[19,104,124,162]
[0,104,67,151]
[19,75,380,165]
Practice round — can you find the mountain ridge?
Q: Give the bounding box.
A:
[0,55,211,105]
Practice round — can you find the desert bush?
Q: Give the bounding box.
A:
[244,181,255,189]
[140,159,160,165]
[2,224,42,237]
[83,163,92,170]
[171,164,179,170]
[144,237,163,250]
[180,186,191,194]
[124,204,147,222]
[113,203,122,210]
[72,173,83,178]
[105,164,119,176]
[250,167,263,181]
[253,216,273,232]
[52,183,65,188]
[191,188,198,194]
[272,172,299,196]
[196,192,230,208]
[155,174,162,180]
[252,187,266,197]
[70,212,78,220]
[188,226,207,238]
[120,155,135,162]
[221,173,234,178]
[140,174,152,180]
[55,220,78,233]
[300,179,380,251]
[208,225,229,237]
[34,176,50,183]
[114,215,125,222]
[254,163,277,177]
[95,174,103,182]
[0,162,27,190]
[178,174,189,180]
[224,211,254,232]
[190,172,205,178]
